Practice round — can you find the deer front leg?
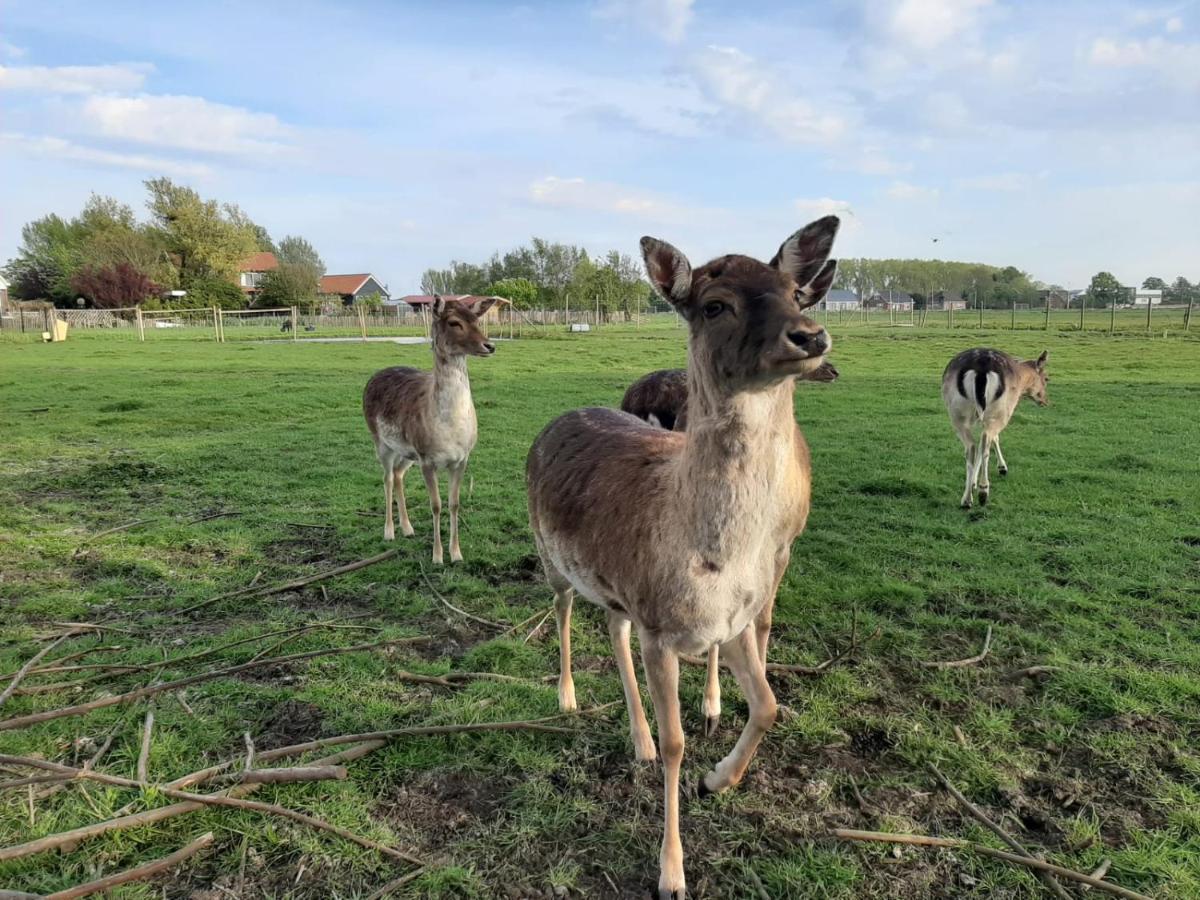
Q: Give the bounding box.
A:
[554,588,576,712]
[420,463,443,564]
[447,462,466,563]
[608,611,655,761]
[382,462,395,542]
[701,645,721,738]
[393,462,414,536]
[994,435,1009,476]
[640,633,685,900]
[700,626,777,798]
[957,430,977,508]
[977,433,993,505]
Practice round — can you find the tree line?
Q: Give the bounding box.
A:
[420,239,653,317]
[2,179,326,310]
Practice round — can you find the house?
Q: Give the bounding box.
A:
[399,294,506,323]
[0,274,9,313]
[237,252,279,298]
[319,274,390,307]
[821,289,860,312]
[1132,288,1162,307]
[866,291,915,311]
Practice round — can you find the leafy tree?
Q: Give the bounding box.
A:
[70,262,161,308]
[144,177,259,283]
[2,214,86,305]
[255,235,325,308]
[1086,271,1126,308]
[1166,276,1196,305]
[1142,276,1167,291]
[179,273,247,310]
[487,277,538,310]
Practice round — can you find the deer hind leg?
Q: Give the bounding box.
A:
[393,461,414,536]
[955,422,977,508]
[700,625,777,798]
[447,461,466,563]
[608,611,655,761]
[977,430,995,505]
[994,435,1009,475]
[640,633,685,900]
[420,463,443,565]
[701,645,721,737]
[554,586,577,712]
[381,459,396,542]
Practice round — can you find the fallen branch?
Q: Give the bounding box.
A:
[498,606,553,639]
[366,868,425,900]
[419,564,504,630]
[185,510,240,525]
[929,764,1069,900]
[920,626,993,670]
[523,609,554,644]
[0,645,124,680]
[1006,665,1061,681]
[215,766,346,786]
[43,831,214,900]
[178,548,401,616]
[85,519,153,542]
[0,636,427,732]
[0,635,68,709]
[1083,859,1113,893]
[137,708,155,783]
[829,828,1151,900]
[35,732,116,801]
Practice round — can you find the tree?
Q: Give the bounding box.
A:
[487,277,538,310]
[144,177,259,283]
[70,262,161,308]
[179,273,247,310]
[256,235,325,308]
[1086,271,1126,308]
[1142,276,1167,291]
[2,214,86,305]
[1166,276,1196,306]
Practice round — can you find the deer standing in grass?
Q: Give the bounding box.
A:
[527,217,839,898]
[620,359,840,734]
[363,296,496,563]
[942,347,1048,508]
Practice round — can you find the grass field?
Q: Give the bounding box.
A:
[2,322,1198,898]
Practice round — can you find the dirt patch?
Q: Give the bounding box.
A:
[257,699,325,749]
[378,770,512,855]
[263,528,342,566]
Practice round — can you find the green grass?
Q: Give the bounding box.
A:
[1,322,1198,898]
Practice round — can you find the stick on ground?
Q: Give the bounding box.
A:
[137,708,154,784]
[43,832,214,900]
[419,564,504,630]
[0,636,426,732]
[829,828,1151,900]
[920,625,993,670]
[0,635,68,709]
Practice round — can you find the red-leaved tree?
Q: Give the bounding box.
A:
[70,263,162,309]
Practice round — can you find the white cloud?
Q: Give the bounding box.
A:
[594,0,694,43]
[1166,16,1184,33]
[0,131,211,177]
[80,94,294,158]
[1088,35,1200,89]
[887,0,991,51]
[956,172,1031,191]
[0,42,26,60]
[690,45,847,144]
[887,180,939,201]
[0,63,151,93]
[847,146,909,176]
[794,197,855,219]
[529,175,699,223]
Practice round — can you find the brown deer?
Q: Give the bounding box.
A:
[620,359,839,734]
[942,347,1048,508]
[363,296,496,562]
[527,217,839,898]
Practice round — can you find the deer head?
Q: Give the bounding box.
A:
[641,217,838,390]
[1026,350,1049,406]
[431,296,496,358]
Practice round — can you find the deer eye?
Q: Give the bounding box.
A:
[702,301,726,319]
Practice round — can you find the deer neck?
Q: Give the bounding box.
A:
[675,365,798,558]
[431,350,472,421]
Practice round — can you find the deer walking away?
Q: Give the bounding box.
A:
[363,296,497,563]
[942,347,1049,508]
[526,216,840,898]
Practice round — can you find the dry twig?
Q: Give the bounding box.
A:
[43,832,214,899]
[137,708,155,783]
[829,828,1151,900]
[1006,665,1061,681]
[0,635,69,709]
[365,868,426,900]
[920,626,993,670]
[1083,859,1113,892]
[522,608,554,644]
[418,563,504,630]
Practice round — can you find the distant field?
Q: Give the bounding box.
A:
[1,323,1198,898]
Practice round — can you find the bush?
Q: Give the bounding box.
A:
[70,263,161,309]
[178,274,247,310]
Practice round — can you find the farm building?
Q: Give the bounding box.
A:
[398,294,507,323]
[821,289,860,311]
[1133,288,1162,307]
[866,291,915,311]
[237,252,279,299]
[319,274,390,307]
[0,273,9,313]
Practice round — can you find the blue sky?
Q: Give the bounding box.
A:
[1,0,1197,291]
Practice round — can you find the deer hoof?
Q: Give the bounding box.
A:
[658,889,686,900]
[400,524,415,536]
[999,466,1009,476]
[703,715,719,738]
[979,489,989,505]
[383,526,395,541]
[961,499,973,509]
[449,550,463,564]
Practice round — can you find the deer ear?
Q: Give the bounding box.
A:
[796,259,838,310]
[640,236,692,306]
[472,297,497,316]
[1036,350,1048,370]
[771,216,840,287]
[432,295,446,318]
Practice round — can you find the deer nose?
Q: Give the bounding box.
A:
[787,328,830,355]
[482,341,496,354]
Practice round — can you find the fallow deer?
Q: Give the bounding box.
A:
[620,359,839,734]
[526,217,840,898]
[942,347,1048,508]
[363,296,496,562]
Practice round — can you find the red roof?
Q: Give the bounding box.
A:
[319,274,373,295]
[239,252,278,273]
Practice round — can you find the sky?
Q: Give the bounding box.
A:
[1,0,1197,292]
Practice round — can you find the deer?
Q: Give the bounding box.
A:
[620,359,840,734]
[363,296,496,563]
[526,216,839,899]
[942,347,1048,508]
[621,360,839,431]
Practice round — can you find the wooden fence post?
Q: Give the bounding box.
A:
[1146,296,1153,332]
[978,300,984,329]
[1110,298,1117,334]
[136,306,145,342]
[291,306,298,341]
[1079,295,1085,331]
[218,307,226,342]
[1044,294,1050,330]
[1011,300,1016,330]
[212,307,220,342]
[1186,297,1193,331]
[357,305,368,342]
